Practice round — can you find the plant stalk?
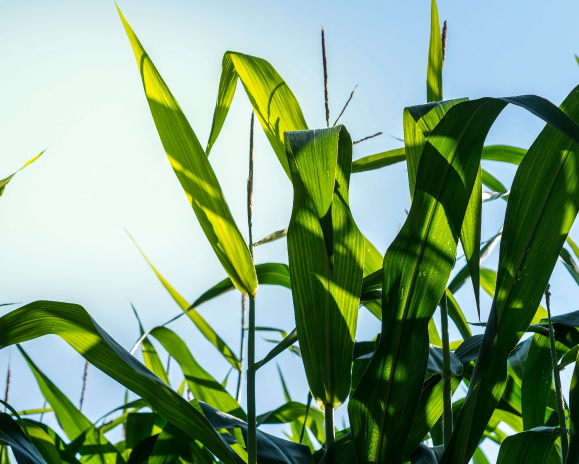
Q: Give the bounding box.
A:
[4,353,11,411]
[247,111,257,464]
[321,27,330,127]
[440,290,453,447]
[236,293,247,403]
[546,284,568,462]
[300,392,313,443]
[325,405,334,454]
[80,360,89,411]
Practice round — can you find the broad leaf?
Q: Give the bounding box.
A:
[442,86,579,463]
[496,427,559,464]
[285,126,363,409]
[206,52,308,176]
[118,8,256,298]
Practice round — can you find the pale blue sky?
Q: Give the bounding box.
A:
[1,0,579,462]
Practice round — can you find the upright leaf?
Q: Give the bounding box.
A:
[442,86,579,463]
[17,347,124,464]
[426,0,442,103]
[350,92,579,464]
[285,126,363,409]
[118,8,257,298]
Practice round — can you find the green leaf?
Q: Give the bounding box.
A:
[0,150,46,200]
[25,421,81,464]
[403,375,462,460]
[446,289,472,340]
[350,96,507,464]
[127,233,241,371]
[148,422,192,464]
[1,302,238,464]
[351,148,405,173]
[17,347,124,464]
[252,328,297,371]
[125,413,164,453]
[256,402,325,445]
[442,87,579,463]
[22,420,62,464]
[252,228,288,247]
[568,347,579,462]
[496,427,559,464]
[285,126,363,409]
[352,91,579,464]
[560,247,579,285]
[481,145,526,165]
[521,334,559,430]
[148,326,246,420]
[118,8,257,298]
[427,0,442,103]
[481,169,507,194]
[130,304,169,385]
[206,52,308,176]
[0,413,46,464]
[197,401,313,464]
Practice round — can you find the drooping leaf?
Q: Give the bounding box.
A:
[118,9,256,298]
[495,427,559,464]
[0,150,46,200]
[0,413,46,464]
[198,401,313,464]
[17,347,124,464]
[1,302,238,464]
[285,125,363,409]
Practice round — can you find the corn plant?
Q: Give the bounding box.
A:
[6,2,579,464]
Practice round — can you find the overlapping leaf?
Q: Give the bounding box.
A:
[285,126,363,409]
[0,302,238,464]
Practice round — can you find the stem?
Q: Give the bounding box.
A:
[440,290,453,447]
[236,293,247,403]
[4,353,11,410]
[546,284,568,462]
[321,27,330,128]
[325,405,335,453]
[352,132,383,145]
[247,111,257,464]
[166,355,171,376]
[39,400,47,423]
[441,20,448,68]
[300,392,313,443]
[79,361,89,411]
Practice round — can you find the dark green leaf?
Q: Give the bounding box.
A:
[496,427,559,464]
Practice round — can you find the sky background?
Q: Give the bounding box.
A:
[1,0,579,462]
